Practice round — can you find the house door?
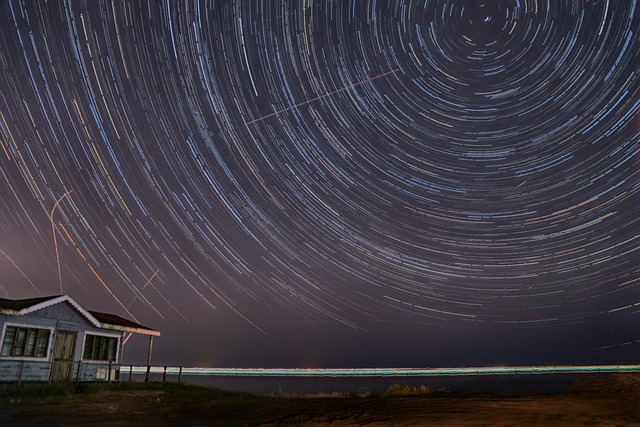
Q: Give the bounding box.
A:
[51,331,76,381]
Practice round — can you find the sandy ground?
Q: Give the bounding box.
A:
[1,374,638,426]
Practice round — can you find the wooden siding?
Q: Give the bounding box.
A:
[0,360,51,382]
[29,302,88,324]
[0,359,122,382]
[1,305,125,382]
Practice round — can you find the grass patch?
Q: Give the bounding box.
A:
[0,381,75,399]
[1,377,637,426]
[1,381,266,426]
[0,381,254,403]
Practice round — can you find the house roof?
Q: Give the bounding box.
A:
[0,296,61,311]
[0,295,160,337]
[89,310,160,336]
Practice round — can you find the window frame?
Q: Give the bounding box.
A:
[0,322,54,361]
[81,331,120,363]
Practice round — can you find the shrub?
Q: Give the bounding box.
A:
[386,384,432,396]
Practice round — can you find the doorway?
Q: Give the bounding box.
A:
[51,331,76,381]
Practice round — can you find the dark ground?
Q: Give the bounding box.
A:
[1,374,638,426]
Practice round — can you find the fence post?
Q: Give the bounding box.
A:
[108,361,112,383]
[129,365,133,382]
[178,366,182,383]
[75,361,82,384]
[163,366,167,383]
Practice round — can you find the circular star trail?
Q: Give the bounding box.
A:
[0,0,639,346]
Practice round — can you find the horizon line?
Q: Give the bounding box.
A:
[126,364,640,377]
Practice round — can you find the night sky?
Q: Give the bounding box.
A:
[1,0,639,368]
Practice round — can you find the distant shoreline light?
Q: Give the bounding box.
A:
[125,365,640,377]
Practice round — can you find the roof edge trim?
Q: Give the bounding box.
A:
[18,295,101,328]
[100,323,161,337]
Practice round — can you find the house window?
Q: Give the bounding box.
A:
[83,334,118,361]
[1,326,51,358]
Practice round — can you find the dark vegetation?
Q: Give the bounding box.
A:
[1,375,638,426]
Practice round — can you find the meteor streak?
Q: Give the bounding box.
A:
[245,69,400,125]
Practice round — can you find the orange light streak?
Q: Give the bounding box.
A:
[0,248,42,296]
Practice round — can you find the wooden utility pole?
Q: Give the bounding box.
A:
[144,335,154,382]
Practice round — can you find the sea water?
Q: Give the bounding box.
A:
[124,365,639,396]
[134,371,589,396]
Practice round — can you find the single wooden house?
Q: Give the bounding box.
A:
[0,295,159,382]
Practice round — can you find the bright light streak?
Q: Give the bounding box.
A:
[50,190,73,293]
[127,364,640,377]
